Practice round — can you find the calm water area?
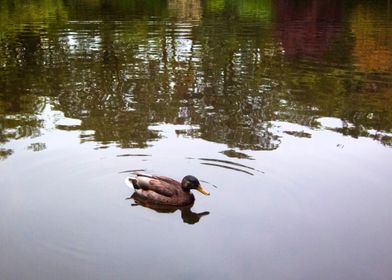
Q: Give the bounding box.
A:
[1,0,392,279]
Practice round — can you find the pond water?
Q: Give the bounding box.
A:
[1,0,392,279]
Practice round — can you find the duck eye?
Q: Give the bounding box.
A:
[184,181,191,187]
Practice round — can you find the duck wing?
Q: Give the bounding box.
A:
[135,175,178,197]
[153,175,181,186]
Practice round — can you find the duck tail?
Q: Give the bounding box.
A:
[125,172,154,190]
[124,175,139,189]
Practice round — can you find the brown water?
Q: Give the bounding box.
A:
[1,0,392,279]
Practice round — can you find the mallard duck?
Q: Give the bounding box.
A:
[124,173,210,206]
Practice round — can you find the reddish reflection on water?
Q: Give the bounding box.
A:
[274,0,345,60]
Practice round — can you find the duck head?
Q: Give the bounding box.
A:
[181,175,210,195]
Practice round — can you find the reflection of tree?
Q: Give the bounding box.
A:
[272,0,392,143]
[0,95,45,159]
[0,0,68,40]
[351,4,392,72]
[1,0,392,158]
[168,0,202,20]
[44,1,282,150]
[274,0,347,60]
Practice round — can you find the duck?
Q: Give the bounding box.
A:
[124,173,210,206]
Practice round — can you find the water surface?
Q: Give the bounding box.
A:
[1,1,392,279]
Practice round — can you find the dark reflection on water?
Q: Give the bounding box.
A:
[128,192,210,224]
[1,0,392,160]
[274,0,346,60]
[220,149,255,160]
[197,157,264,175]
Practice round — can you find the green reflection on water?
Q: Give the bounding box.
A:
[1,0,392,160]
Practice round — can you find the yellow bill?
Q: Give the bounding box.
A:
[196,185,210,195]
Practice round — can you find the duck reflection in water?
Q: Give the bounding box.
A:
[128,193,210,224]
